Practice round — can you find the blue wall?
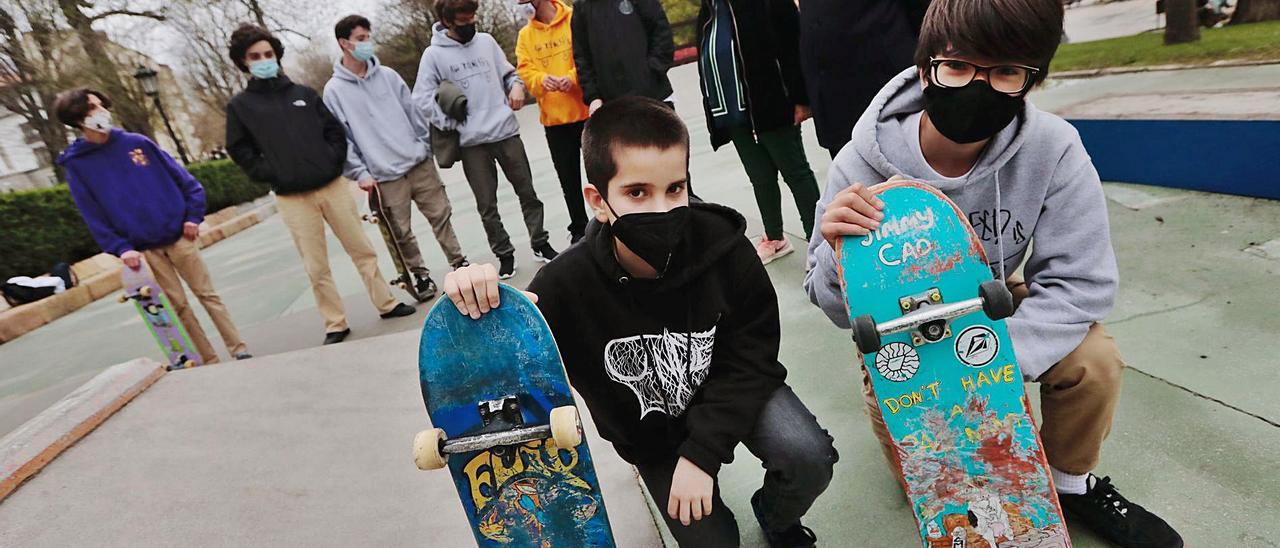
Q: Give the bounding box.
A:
[1068,119,1280,200]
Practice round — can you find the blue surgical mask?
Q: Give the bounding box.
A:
[352,40,375,62]
[249,58,279,79]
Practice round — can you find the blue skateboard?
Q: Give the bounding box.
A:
[413,284,615,547]
[839,181,1069,548]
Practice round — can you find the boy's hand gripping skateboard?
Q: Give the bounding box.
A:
[839,181,1069,548]
[412,284,615,547]
[118,259,203,370]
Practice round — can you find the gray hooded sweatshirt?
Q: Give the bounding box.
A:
[413,23,523,148]
[322,56,431,183]
[804,67,1118,380]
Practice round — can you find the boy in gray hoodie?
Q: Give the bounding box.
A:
[804,0,1182,546]
[323,15,469,298]
[413,0,558,280]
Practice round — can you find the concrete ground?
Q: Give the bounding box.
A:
[2,62,1278,546]
[1063,0,1164,44]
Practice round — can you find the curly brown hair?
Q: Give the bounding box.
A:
[228,23,285,73]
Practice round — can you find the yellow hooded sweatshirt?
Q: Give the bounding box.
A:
[516,0,590,127]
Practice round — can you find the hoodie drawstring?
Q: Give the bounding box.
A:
[994,171,1006,284]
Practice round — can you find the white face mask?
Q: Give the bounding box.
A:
[83,110,112,133]
[516,1,536,19]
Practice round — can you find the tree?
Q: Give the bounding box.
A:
[1230,0,1280,23]
[55,0,166,137]
[375,0,437,84]
[1163,0,1201,44]
[0,5,68,174]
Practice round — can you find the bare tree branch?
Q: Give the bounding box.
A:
[87,9,166,23]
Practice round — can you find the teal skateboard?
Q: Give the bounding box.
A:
[412,284,615,547]
[839,181,1069,548]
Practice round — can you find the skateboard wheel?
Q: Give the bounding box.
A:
[139,286,153,298]
[365,214,380,225]
[118,294,129,303]
[413,428,448,470]
[549,406,582,448]
[979,280,1015,320]
[853,314,882,355]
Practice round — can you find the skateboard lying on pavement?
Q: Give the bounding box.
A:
[412,283,615,547]
[363,184,431,303]
[838,180,1069,548]
[118,259,202,371]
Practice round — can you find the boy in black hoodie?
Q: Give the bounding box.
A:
[443,97,836,547]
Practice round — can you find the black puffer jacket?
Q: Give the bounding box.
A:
[225,75,348,194]
[696,0,809,150]
[571,0,675,104]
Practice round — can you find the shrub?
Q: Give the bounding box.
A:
[0,159,270,280]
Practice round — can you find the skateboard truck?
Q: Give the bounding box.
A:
[853,280,1015,355]
[413,400,583,471]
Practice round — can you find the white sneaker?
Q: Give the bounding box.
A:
[756,237,794,265]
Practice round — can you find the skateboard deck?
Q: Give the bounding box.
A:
[838,181,1069,548]
[119,260,202,371]
[364,184,428,303]
[415,284,615,547]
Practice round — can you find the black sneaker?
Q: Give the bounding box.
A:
[453,258,471,270]
[498,255,517,280]
[570,232,585,245]
[1059,475,1184,548]
[751,490,817,548]
[414,276,439,300]
[533,243,559,263]
[323,329,351,345]
[379,302,416,319]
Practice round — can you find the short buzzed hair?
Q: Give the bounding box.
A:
[581,97,689,194]
[914,0,1064,85]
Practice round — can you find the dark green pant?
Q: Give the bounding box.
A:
[729,125,820,240]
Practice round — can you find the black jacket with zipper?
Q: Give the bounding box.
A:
[527,203,787,475]
[571,0,675,105]
[696,0,809,150]
[225,75,348,195]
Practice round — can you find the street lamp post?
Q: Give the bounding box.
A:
[132,66,191,164]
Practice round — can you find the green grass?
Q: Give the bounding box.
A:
[1051,20,1280,72]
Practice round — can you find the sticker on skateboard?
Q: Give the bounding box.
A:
[839,181,1069,548]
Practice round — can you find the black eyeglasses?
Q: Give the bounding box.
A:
[928,57,1041,95]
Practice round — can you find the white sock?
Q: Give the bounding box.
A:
[1051,466,1089,495]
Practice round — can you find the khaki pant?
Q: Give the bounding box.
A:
[861,276,1125,481]
[368,161,467,272]
[142,237,247,363]
[276,176,398,333]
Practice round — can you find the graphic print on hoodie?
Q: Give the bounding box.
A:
[604,327,716,418]
[804,67,1118,381]
[528,203,787,476]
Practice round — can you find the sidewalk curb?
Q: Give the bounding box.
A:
[0,197,278,344]
[1053,58,1280,79]
[0,358,165,502]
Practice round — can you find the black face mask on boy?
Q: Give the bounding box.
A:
[452,23,477,44]
[605,204,691,278]
[922,79,1025,144]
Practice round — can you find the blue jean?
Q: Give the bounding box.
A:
[635,385,838,547]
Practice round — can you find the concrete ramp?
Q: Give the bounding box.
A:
[0,330,662,547]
